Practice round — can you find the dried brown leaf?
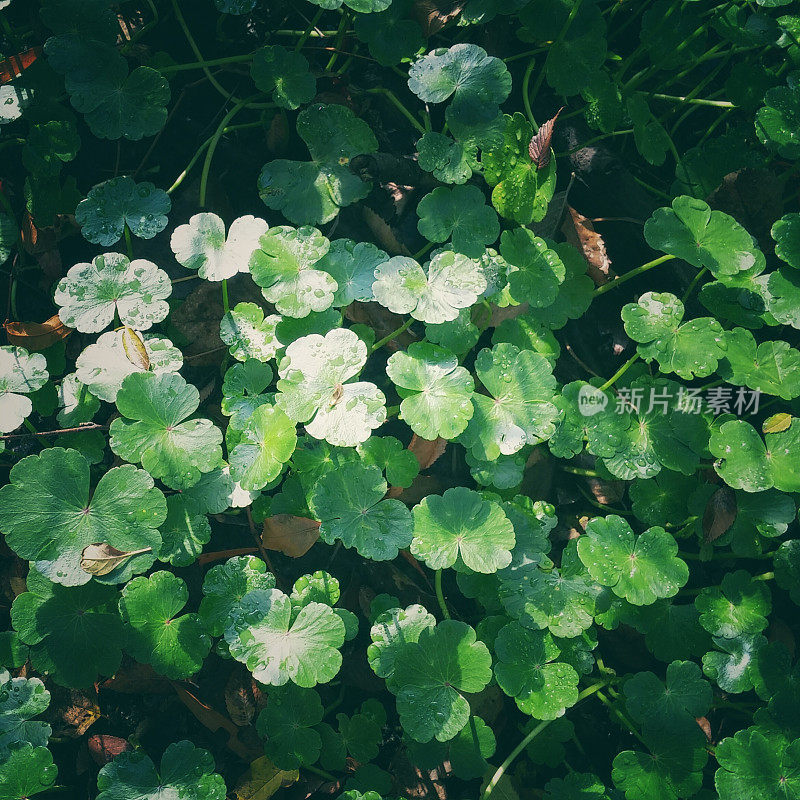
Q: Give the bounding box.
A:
[703,487,737,543]
[99,663,171,694]
[414,0,464,35]
[225,667,264,727]
[695,716,712,742]
[60,691,100,737]
[4,314,73,351]
[408,434,447,470]
[362,206,412,256]
[529,107,564,169]
[80,543,152,577]
[88,735,132,767]
[261,515,320,558]
[562,206,613,285]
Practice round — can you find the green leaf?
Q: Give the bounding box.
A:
[316,239,387,306]
[644,196,765,278]
[709,418,800,493]
[0,745,57,800]
[449,716,495,780]
[408,44,511,126]
[372,251,487,324]
[171,213,267,282]
[718,327,800,399]
[75,329,182,403]
[198,555,276,637]
[0,447,165,585]
[249,225,337,318]
[157,494,211,567]
[229,404,297,491]
[773,213,800,269]
[499,228,566,309]
[715,727,800,800]
[494,622,579,719]
[353,2,424,66]
[624,661,712,738]
[703,634,766,693]
[627,94,671,166]
[297,103,378,164]
[225,588,346,687]
[215,0,256,13]
[0,346,48,433]
[310,462,413,561]
[427,308,481,357]
[54,252,171,333]
[110,372,223,489]
[467,450,525,489]
[337,709,383,762]
[251,45,316,109]
[756,84,800,159]
[391,620,492,742]
[119,571,210,680]
[577,515,689,605]
[0,670,50,751]
[696,569,771,638]
[258,160,371,226]
[11,567,124,688]
[386,342,474,440]
[96,740,226,800]
[416,185,499,258]
[411,487,515,573]
[75,176,170,246]
[622,291,726,379]
[291,571,340,608]
[357,436,419,488]
[276,328,386,447]
[460,343,559,461]
[220,302,282,363]
[368,604,436,690]
[257,683,323,769]
[417,132,478,185]
[69,64,170,141]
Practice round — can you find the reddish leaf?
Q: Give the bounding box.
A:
[261,515,320,558]
[703,487,737,543]
[529,107,564,169]
[695,717,712,742]
[88,735,132,767]
[408,434,447,470]
[0,48,41,85]
[224,667,264,727]
[562,206,614,286]
[4,314,73,351]
[99,663,171,694]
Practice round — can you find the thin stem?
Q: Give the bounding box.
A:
[596,690,647,746]
[1,423,108,441]
[558,465,601,478]
[303,764,337,782]
[650,93,735,109]
[521,57,538,132]
[681,267,708,304]
[22,419,38,435]
[593,255,676,297]
[413,241,435,261]
[366,88,425,134]
[124,224,134,259]
[600,353,639,392]
[199,95,260,207]
[435,570,451,620]
[221,279,230,314]
[370,318,414,352]
[295,8,325,52]
[158,53,255,73]
[481,682,608,800]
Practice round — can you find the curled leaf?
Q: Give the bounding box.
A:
[529,107,564,169]
[121,327,150,371]
[80,543,152,577]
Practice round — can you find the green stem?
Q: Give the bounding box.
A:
[558,465,601,478]
[521,57,538,132]
[296,8,325,52]
[754,571,775,583]
[158,53,255,73]
[303,764,337,782]
[366,88,426,134]
[124,224,134,259]
[481,682,608,800]
[593,255,676,297]
[596,690,647,746]
[23,419,38,435]
[435,570,451,620]
[600,353,639,392]
[325,11,349,71]
[221,279,230,314]
[413,241,435,261]
[681,267,708,304]
[370,318,414,352]
[199,95,260,207]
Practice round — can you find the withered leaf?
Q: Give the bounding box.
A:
[121,327,150,370]
[408,434,447,470]
[224,667,264,727]
[261,515,320,558]
[562,206,614,285]
[3,314,72,351]
[529,107,564,169]
[703,486,737,543]
[234,755,298,800]
[414,0,464,36]
[88,734,132,767]
[80,543,152,576]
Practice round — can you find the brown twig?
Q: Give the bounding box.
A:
[1,423,108,441]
